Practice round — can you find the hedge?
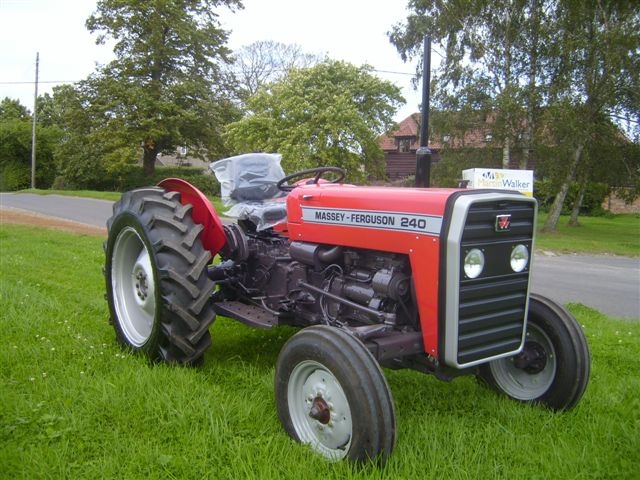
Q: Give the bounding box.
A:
[53,165,220,196]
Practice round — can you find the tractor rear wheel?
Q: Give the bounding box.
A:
[275,326,396,463]
[478,293,590,410]
[104,187,215,366]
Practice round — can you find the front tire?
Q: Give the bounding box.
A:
[104,187,215,365]
[275,326,396,463]
[478,293,590,410]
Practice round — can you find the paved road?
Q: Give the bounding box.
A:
[1,192,638,320]
[1,192,113,228]
[531,253,639,320]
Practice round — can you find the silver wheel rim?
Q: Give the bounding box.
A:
[287,360,352,460]
[489,324,557,400]
[111,226,156,347]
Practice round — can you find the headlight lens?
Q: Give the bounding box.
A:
[510,244,529,272]
[464,248,485,279]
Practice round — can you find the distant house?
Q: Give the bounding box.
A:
[155,151,211,170]
[379,113,530,179]
[378,114,438,180]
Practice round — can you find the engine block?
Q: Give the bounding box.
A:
[214,225,416,330]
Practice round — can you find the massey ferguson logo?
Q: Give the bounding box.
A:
[495,214,511,232]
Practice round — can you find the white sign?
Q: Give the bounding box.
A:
[301,207,443,236]
[462,168,534,197]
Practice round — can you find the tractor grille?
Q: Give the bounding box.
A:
[443,193,537,368]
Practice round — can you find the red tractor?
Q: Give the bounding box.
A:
[104,153,590,463]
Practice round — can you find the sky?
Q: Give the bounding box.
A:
[0,0,427,122]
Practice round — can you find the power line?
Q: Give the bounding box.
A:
[0,68,419,86]
[0,80,79,85]
[371,69,416,77]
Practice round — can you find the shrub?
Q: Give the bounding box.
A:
[55,164,220,196]
[0,161,30,191]
[431,147,503,187]
[534,179,609,215]
[0,119,60,191]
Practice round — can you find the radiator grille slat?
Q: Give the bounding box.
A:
[459,321,524,349]
[463,203,535,241]
[457,338,523,365]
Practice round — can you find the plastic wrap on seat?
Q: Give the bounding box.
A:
[210,153,287,230]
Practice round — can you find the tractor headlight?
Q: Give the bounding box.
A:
[463,248,485,279]
[510,244,529,272]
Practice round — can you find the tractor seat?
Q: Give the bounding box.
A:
[210,153,288,230]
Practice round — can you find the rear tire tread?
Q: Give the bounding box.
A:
[105,187,215,366]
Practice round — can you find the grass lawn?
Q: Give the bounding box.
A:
[19,188,124,202]
[536,212,640,257]
[1,223,639,479]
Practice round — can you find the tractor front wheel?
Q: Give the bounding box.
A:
[275,326,396,463]
[104,187,215,366]
[478,293,590,410]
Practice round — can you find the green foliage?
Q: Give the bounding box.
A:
[40,84,108,190]
[20,0,246,189]
[536,212,640,256]
[0,120,31,164]
[0,97,31,120]
[225,59,405,183]
[114,165,220,195]
[390,1,639,230]
[534,180,609,215]
[610,141,640,202]
[0,161,30,191]
[390,0,545,165]
[431,147,503,187]
[0,113,60,191]
[81,0,243,176]
[47,81,227,192]
[53,164,219,195]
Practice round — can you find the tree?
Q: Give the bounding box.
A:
[0,125,32,190]
[389,0,639,230]
[84,0,243,176]
[0,97,31,120]
[45,84,115,190]
[224,60,405,182]
[0,98,59,190]
[540,0,639,231]
[230,40,322,101]
[389,0,548,168]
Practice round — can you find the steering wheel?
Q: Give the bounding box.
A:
[276,167,347,192]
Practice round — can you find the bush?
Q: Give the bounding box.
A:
[431,147,503,187]
[534,179,609,215]
[54,164,220,196]
[115,166,220,196]
[0,119,60,191]
[0,161,30,191]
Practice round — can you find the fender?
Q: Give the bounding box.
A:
[157,178,226,256]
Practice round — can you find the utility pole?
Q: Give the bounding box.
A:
[31,52,39,189]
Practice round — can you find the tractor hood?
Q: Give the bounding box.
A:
[286,184,457,253]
